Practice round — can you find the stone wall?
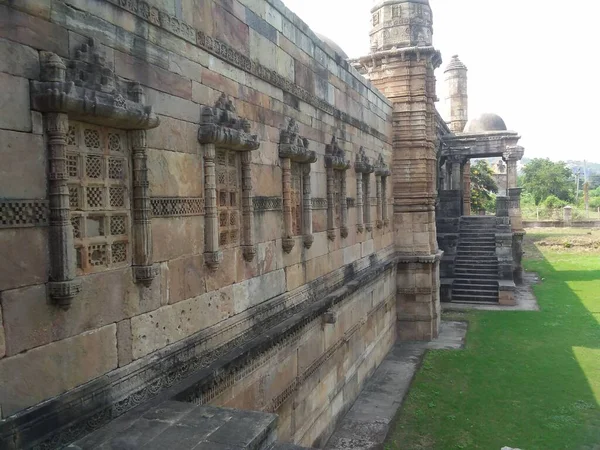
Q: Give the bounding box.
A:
[0,0,395,447]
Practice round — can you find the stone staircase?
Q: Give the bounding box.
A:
[452,216,499,303]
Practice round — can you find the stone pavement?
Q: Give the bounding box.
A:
[324,321,468,450]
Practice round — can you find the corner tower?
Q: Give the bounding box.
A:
[444,55,468,133]
[352,0,442,341]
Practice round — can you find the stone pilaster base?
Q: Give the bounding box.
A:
[512,232,525,284]
[499,280,517,306]
[396,253,442,341]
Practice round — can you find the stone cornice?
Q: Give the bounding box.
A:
[354,147,374,174]
[325,136,351,171]
[278,118,317,163]
[351,46,442,69]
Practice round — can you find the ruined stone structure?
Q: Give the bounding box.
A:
[0,0,523,448]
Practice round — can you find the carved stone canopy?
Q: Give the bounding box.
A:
[30,40,159,130]
[325,136,351,171]
[198,93,260,151]
[278,118,317,163]
[503,145,525,162]
[374,154,391,177]
[355,147,374,174]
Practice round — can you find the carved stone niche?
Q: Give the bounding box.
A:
[325,135,351,241]
[198,93,260,269]
[354,147,374,234]
[30,39,160,309]
[374,154,391,227]
[279,118,317,253]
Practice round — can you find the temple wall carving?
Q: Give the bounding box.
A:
[0,0,395,448]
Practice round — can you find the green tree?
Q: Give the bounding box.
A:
[470,160,498,212]
[521,158,574,205]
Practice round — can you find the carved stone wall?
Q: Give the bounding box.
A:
[0,0,394,448]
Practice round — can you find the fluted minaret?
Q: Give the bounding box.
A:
[444,55,468,133]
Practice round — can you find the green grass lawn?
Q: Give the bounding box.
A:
[385,228,600,450]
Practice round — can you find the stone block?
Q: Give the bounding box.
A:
[147,149,203,197]
[205,247,238,292]
[166,254,206,304]
[201,67,240,98]
[130,288,233,359]
[117,319,133,367]
[213,3,250,54]
[68,30,114,70]
[181,0,214,35]
[31,111,43,134]
[285,263,305,292]
[115,50,192,99]
[1,267,161,356]
[152,216,204,262]
[241,239,282,280]
[145,87,200,122]
[0,73,31,132]
[254,212,284,244]
[0,4,68,56]
[169,51,204,83]
[0,130,44,197]
[499,290,516,306]
[146,115,200,154]
[250,164,282,197]
[232,269,285,313]
[249,29,277,72]
[0,324,117,417]
[0,37,39,79]
[297,326,324,374]
[0,307,5,359]
[0,228,48,292]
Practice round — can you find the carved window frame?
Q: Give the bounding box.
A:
[216,149,242,249]
[279,118,317,253]
[325,136,351,241]
[30,40,160,309]
[199,93,260,269]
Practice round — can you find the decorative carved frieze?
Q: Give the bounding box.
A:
[279,119,317,253]
[31,42,159,130]
[199,95,260,268]
[325,136,351,240]
[151,197,205,217]
[311,198,328,210]
[0,200,48,228]
[253,197,283,212]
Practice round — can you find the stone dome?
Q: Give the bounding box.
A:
[444,55,467,73]
[316,33,349,60]
[464,113,507,133]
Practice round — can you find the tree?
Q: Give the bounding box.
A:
[521,158,574,205]
[470,160,498,212]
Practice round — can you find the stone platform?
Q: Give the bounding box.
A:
[324,321,467,450]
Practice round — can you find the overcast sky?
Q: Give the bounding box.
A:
[282,0,600,162]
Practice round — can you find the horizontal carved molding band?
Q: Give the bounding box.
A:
[253,196,283,212]
[397,287,433,295]
[103,0,387,143]
[312,198,328,210]
[151,197,205,217]
[0,200,49,228]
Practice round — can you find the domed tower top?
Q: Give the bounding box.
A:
[369,0,433,53]
[444,55,469,133]
[444,54,467,73]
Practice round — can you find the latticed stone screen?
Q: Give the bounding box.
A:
[67,122,130,272]
[291,162,303,236]
[216,149,241,247]
[333,170,343,227]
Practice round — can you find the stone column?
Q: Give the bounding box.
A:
[364,175,372,233]
[451,157,462,190]
[375,174,383,228]
[46,112,81,308]
[463,161,471,216]
[130,129,156,285]
[203,143,222,269]
[504,147,525,284]
[340,170,348,239]
[302,165,314,248]
[356,172,364,233]
[382,176,389,226]
[563,205,573,226]
[326,165,335,241]
[241,151,255,261]
[282,157,295,253]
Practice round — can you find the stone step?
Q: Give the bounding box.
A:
[454,273,500,280]
[453,282,499,288]
[452,294,499,303]
[453,288,499,297]
[456,250,496,255]
[455,268,498,274]
[269,444,317,450]
[454,275,499,282]
[454,264,498,270]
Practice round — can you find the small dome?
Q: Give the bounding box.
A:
[464,113,507,133]
[444,55,467,72]
[316,33,349,60]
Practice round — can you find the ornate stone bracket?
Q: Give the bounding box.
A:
[199,94,260,268]
[30,40,160,308]
[375,154,391,227]
[325,135,351,240]
[355,147,374,233]
[279,118,317,253]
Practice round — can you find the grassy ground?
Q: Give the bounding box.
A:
[385,228,600,450]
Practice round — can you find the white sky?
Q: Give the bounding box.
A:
[281,0,600,162]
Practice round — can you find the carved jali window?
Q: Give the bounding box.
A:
[216,149,241,247]
[333,170,343,227]
[67,122,130,272]
[291,162,303,236]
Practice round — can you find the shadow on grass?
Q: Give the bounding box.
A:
[385,232,600,450]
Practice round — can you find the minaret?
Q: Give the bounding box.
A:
[353,0,442,341]
[444,55,468,133]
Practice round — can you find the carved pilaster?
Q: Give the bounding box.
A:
[241,151,255,261]
[382,176,389,226]
[356,173,364,233]
[130,130,156,285]
[203,143,222,269]
[281,157,295,253]
[302,165,314,249]
[364,176,372,232]
[325,135,351,241]
[375,174,383,228]
[326,165,336,241]
[46,112,81,309]
[340,170,348,238]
